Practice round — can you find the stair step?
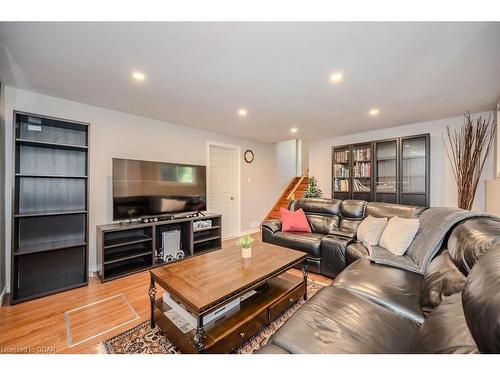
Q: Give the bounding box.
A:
[264,174,310,221]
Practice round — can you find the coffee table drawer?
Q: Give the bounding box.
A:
[268,283,305,321]
[209,308,268,353]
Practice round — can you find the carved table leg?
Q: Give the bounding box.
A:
[148,273,157,328]
[303,262,309,301]
[194,315,206,353]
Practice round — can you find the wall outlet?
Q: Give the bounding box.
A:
[250,220,260,228]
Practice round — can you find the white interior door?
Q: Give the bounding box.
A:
[209,145,236,238]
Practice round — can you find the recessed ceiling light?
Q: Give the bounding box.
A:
[369,108,380,116]
[131,71,146,82]
[238,109,248,117]
[290,127,298,134]
[329,72,344,83]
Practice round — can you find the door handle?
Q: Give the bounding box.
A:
[230,197,235,200]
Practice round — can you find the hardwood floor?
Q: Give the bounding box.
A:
[0,233,331,354]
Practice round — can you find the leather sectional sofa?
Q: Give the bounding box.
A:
[259,198,500,353]
[262,198,425,278]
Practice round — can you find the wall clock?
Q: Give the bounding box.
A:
[244,149,254,163]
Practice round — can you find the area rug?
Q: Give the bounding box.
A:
[103,280,325,354]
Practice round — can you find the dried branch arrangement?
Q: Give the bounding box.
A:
[443,111,496,210]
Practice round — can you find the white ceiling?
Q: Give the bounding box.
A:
[1,22,499,143]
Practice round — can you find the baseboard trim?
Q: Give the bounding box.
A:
[239,228,261,236]
[223,227,261,241]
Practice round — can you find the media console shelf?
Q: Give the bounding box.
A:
[96,214,222,282]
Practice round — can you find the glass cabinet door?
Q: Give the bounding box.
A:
[332,146,351,199]
[375,140,397,194]
[352,143,372,200]
[401,137,426,193]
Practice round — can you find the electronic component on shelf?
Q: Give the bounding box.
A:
[193,219,213,231]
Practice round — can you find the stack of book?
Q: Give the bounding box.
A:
[334,179,349,192]
[353,162,370,177]
[333,164,349,177]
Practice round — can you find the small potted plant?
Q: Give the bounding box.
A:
[237,234,255,258]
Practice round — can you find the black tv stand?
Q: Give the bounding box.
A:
[96,213,222,282]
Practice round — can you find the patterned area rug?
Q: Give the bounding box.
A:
[103,281,325,354]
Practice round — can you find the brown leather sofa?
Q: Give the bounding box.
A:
[262,198,425,277]
[258,201,500,353]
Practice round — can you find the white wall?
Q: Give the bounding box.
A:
[2,87,280,285]
[486,98,500,215]
[275,139,310,193]
[0,80,6,297]
[299,140,309,175]
[309,112,495,212]
[495,99,500,178]
[275,139,298,190]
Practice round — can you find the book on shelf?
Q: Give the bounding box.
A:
[334,150,349,163]
[333,164,349,178]
[353,178,371,192]
[353,161,371,177]
[334,179,349,192]
[354,147,370,161]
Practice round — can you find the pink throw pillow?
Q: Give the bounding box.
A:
[280,207,312,233]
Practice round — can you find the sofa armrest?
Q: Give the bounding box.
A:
[262,219,282,233]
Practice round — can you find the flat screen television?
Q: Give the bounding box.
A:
[112,158,207,220]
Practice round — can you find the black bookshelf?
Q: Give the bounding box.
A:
[332,133,430,206]
[11,111,90,304]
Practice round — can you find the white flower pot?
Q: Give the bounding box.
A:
[241,247,252,258]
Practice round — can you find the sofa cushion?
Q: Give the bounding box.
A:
[340,199,367,218]
[357,215,388,246]
[421,250,467,315]
[270,231,324,258]
[462,245,500,353]
[268,286,419,353]
[306,214,339,235]
[280,207,311,233]
[337,199,367,238]
[369,245,422,273]
[337,220,361,238]
[334,259,425,323]
[366,202,426,219]
[346,241,370,265]
[379,216,420,256]
[289,198,341,216]
[447,217,500,275]
[412,294,478,354]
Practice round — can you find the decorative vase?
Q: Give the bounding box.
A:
[241,247,252,258]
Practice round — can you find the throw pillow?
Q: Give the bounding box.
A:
[357,215,388,246]
[280,207,312,233]
[379,216,420,256]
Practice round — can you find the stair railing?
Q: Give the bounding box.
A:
[286,169,309,201]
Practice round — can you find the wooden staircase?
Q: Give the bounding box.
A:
[264,170,309,221]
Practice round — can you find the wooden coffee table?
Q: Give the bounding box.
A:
[148,242,308,353]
